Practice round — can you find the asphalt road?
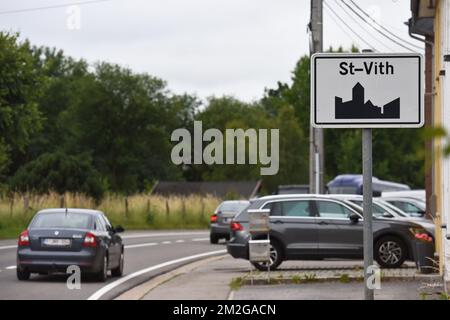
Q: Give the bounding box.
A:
[0,230,225,300]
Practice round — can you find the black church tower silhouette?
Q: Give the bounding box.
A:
[335,82,400,119]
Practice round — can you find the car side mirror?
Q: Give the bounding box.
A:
[382,212,394,218]
[349,213,360,222]
[114,225,125,233]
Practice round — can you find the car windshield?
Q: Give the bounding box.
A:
[342,201,363,215]
[349,200,386,217]
[218,202,249,213]
[31,212,92,229]
[376,200,408,217]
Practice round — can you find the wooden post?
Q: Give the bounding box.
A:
[60,194,65,208]
[125,196,129,218]
[23,194,30,213]
[201,198,205,223]
[182,198,186,222]
[165,199,170,220]
[9,193,14,217]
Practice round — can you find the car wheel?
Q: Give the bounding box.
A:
[16,266,30,281]
[375,236,407,268]
[111,250,124,277]
[96,254,108,282]
[210,233,219,244]
[251,240,283,271]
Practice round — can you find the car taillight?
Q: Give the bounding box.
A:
[18,230,30,246]
[210,214,218,223]
[83,232,97,247]
[415,233,433,242]
[230,221,243,231]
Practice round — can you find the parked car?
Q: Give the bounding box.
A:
[330,195,435,237]
[381,190,425,202]
[326,174,410,196]
[16,208,125,281]
[227,195,434,271]
[210,200,250,244]
[381,197,426,218]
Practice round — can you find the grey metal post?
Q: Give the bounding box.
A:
[362,128,374,300]
[309,0,324,194]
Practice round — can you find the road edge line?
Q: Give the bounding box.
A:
[87,249,226,300]
[116,254,227,300]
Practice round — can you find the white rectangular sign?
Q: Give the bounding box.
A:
[311,53,424,128]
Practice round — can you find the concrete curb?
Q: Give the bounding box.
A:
[239,274,442,286]
[115,254,228,300]
[237,269,441,286]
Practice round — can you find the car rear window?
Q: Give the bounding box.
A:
[218,202,249,213]
[31,212,93,229]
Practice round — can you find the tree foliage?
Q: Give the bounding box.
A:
[0,32,426,197]
[9,152,105,200]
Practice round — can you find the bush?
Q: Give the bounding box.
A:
[9,152,105,200]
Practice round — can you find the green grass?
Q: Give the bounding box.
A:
[339,274,351,283]
[0,193,222,239]
[229,277,244,290]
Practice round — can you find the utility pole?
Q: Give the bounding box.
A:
[309,0,324,194]
[362,128,374,300]
[358,49,374,301]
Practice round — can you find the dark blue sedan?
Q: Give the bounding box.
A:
[16,208,124,282]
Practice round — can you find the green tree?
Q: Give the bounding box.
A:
[264,105,309,191]
[9,151,105,200]
[0,32,43,181]
[60,62,193,193]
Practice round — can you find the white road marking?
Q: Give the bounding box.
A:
[121,232,207,239]
[161,241,171,244]
[175,240,185,243]
[0,245,17,251]
[125,242,158,249]
[87,249,226,300]
[5,266,16,270]
[192,238,209,242]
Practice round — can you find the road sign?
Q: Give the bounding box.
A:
[311,53,424,128]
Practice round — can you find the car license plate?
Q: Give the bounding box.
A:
[43,238,71,246]
[222,218,230,223]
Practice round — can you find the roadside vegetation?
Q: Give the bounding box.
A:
[0,193,221,239]
[0,32,431,239]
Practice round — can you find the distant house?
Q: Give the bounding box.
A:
[151,180,262,199]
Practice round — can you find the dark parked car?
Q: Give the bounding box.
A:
[16,208,125,282]
[210,200,250,244]
[227,195,434,271]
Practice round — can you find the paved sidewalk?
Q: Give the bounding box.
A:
[117,255,444,300]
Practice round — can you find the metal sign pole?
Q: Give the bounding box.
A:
[362,128,374,300]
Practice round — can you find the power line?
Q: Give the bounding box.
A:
[331,0,396,52]
[340,0,418,52]
[323,1,377,52]
[347,0,423,50]
[0,0,115,16]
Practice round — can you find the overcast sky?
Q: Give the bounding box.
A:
[0,0,422,102]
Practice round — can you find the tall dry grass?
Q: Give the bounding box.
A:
[0,192,222,238]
